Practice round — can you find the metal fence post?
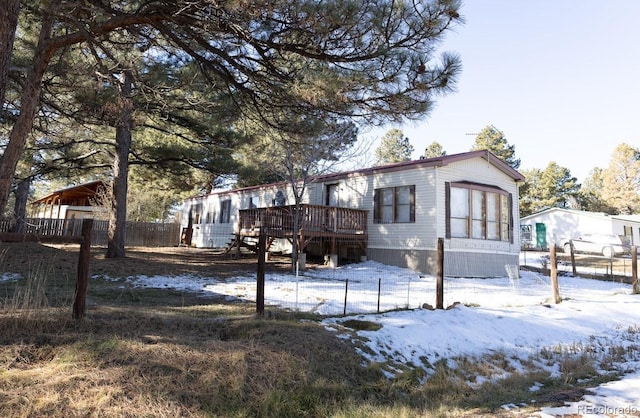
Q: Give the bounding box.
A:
[343,278,349,316]
[436,238,444,309]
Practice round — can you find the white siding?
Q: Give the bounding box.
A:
[180,152,523,276]
[521,209,640,249]
[365,165,437,251]
[181,182,298,248]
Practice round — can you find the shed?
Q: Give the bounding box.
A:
[30,180,108,219]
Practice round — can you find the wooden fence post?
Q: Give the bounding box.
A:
[632,246,638,295]
[569,241,576,277]
[436,237,444,309]
[73,219,93,320]
[256,232,266,316]
[550,245,561,304]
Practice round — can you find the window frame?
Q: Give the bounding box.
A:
[219,199,231,223]
[445,181,513,242]
[373,185,415,224]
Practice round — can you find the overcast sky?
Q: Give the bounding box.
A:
[368,0,640,182]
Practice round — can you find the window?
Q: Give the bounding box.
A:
[273,190,286,206]
[446,182,512,242]
[191,204,202,224]
[219,199,231,223]
[624,226,634,245]
[374,185,415,224]
[205,211,215,224]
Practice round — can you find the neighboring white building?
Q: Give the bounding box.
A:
[520,207,640,250]
[180,150,525,277]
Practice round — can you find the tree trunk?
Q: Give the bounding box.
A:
[106,68,133,259]
[0,5,56,215]
[0,0,20,108]
[10,177,30,233]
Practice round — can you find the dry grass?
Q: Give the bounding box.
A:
[0,242,630,417]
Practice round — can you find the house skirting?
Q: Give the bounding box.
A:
[367,248,518,278]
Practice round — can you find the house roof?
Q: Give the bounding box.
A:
[312,149,525,183]
[189,149,525,200]
[31,180,108,206]
[521,207,640,224]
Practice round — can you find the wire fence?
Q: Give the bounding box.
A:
[252,248,638,316]
[254,266,550,316]
[520,250,638,281]
[263,271,429,316]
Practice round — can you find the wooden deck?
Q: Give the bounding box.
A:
[238,204,368,251]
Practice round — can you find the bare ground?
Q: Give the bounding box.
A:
[1,242,301,280]
[0,242,619,417]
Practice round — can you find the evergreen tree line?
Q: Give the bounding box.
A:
[374,125,640,217]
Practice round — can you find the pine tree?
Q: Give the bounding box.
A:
[519,162,580,216]
[0,0,464,216]
[577,168,616,213]
[601,143,640,214]
[375,129,414,165]
[471,125,521,169]
[422,141,447,158]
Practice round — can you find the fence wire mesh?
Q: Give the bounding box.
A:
[520,250,637,280]
[263,266,427,316]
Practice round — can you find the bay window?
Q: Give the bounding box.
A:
[446,182,512,242]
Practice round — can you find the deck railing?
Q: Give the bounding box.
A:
[239,205,367,237]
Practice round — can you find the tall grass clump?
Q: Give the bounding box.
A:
[1,251,72,334]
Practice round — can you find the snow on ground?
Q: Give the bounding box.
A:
[4,253,640,415]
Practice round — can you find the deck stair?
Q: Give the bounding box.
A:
[224,234,273,256]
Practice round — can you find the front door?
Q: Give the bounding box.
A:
[535,223,547,250]
[326,184,339,207]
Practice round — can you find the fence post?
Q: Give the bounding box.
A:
[343,279,349,316]
[569,241,576,276]
[632,246,638,295]
[73,218,93,320]
[550,245,561,304]
[436,237,444,309]
[377,278,381,313]
[256,232,266,316]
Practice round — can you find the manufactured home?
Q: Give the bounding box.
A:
[520,207,640,250]
[179,150,525,277]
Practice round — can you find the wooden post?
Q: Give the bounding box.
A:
[436,237,444,309]
[550,245,561,304]
[632,246,638,295]
[73,219,93,320]
[256,232,266,316]
[569,241,576,277]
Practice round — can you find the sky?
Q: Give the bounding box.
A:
[368,1,640,183]
[6,254,636,415]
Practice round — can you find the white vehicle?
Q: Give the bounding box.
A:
[560,234,631,258]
